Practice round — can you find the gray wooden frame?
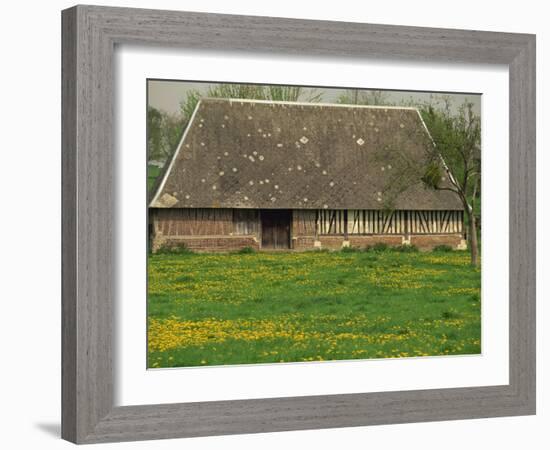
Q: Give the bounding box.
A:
[61,4,536,444]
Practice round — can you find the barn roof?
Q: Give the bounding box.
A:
[150,98,463,211]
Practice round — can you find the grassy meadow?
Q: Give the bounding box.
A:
[147,248,481,368]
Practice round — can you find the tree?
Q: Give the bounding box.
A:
[204,83,322,103]
[266,85,322,103]
[375,96,481,266]
[179,89,201,123]
[419,99,481,266]
[337,89,390,106]
[179,83,322,122]
[147,106,185,161]
[147,106,164,160]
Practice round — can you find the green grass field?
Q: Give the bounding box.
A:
[147,249,481,368]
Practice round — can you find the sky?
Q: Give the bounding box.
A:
[148,79,481,117]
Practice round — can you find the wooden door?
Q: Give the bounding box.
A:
[261,210,291,249]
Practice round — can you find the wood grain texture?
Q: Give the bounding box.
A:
[61,7,77,443]
[508,35,536,408]
[61,4,536,444]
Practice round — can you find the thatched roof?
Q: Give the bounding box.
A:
[150,98,462,210]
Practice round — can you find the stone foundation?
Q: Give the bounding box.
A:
[151,233,464,253]
[295,234,464,251]
[317,236,346,250]
[348,235,404,248]
[292,236,316,250]
[152,235,259,253]
[409,234,464,251]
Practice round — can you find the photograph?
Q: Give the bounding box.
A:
[146,80,482,369]
[1,0,542,446]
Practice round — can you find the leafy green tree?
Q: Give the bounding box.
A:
[206,83,266,100]
[367,95,481,266]
[147,106,164,160]
[179,89,201,123]
[179,83,322,122]
[147,106,185,161]
[266,85,322,103]
[419,99,481,266]
[337,89,390,105]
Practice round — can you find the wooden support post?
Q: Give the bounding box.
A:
[343,210,349,240]
[405,210,410,240]
[314,210,319,240]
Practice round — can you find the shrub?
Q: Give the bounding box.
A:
[433,244,453,253]
[394,244,419,253]
[365,242,389,252]
[156,243,194,255]
[340,246,360,253]
[237,246,256,254]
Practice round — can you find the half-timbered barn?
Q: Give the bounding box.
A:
[149,98,466,252]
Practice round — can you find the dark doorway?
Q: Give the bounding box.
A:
[261,210,291,249]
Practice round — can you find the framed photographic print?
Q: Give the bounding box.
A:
[62,4,536,444]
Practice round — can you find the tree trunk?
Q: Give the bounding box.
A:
[467,211,479,267]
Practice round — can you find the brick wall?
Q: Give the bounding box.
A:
[318,236,345,250]
[410,234,464,250]
[152,233,465,252]
[296,234,463,251]
[292,236,316,250]
[348,235,403,248]
[152,235,259,253]
[317,235,403,250]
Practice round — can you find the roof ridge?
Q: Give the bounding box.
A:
[200,97,419,111]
